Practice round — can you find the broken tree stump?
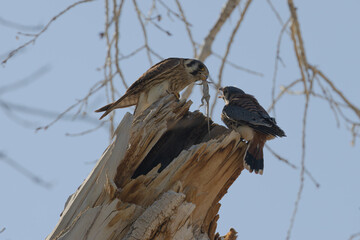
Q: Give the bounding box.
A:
[46,95,247,240]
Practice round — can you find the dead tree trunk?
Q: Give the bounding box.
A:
[46,95,246,240]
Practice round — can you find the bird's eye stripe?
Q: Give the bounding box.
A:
[186,61,197,68]
[190,70,199,76]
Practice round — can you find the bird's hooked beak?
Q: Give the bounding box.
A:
[218,87,224,99]
[200,73,208,81]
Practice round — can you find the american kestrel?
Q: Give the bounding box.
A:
[95,58,209,119]
[219,86,286,174]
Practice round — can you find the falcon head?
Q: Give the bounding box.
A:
[219,86,245,103]
[184,59,209,81]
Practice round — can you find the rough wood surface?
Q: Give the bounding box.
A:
[46,95,246,240]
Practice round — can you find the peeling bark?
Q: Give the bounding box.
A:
[46,95,246,240]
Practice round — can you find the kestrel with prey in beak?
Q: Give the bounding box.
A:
[96,58,209,119]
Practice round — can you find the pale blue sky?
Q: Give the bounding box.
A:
[1,1,359,239]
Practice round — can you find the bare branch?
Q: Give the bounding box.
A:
[211,0,253,117]
[146,15,173,36]
[271,18,290,116]
[0,16,43,31]
[265,145,320,188]
[104,0,117,135]
[175,0,197,57]
[133,0,153,65]
[182,0,242,99]
[286,71,315,240]
[36,80,105,131]
[266,0,284,25]
[0,65,50,95]
[212,51,263,77]
[288,0,309,95]
[313,77,341,127]
[311,66,360,119]
[350,124,360,146]
[1,0,94,65]
[198,0,241,61]
[0,101,38,128]
[65,121,106,137]
[119,45,146,61]
[265,145,297,169]
[0,99,100,125]
[0,152,52,189]
[113,0,128,89]
[268,78,302,113]
[304,168,320,188]
[157,0,186,22]
[349,232,360,240]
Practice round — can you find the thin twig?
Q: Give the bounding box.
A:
[271,18,290,116]
[266,0,284,25]
[304,167,320,188]
[212,52,263,77]
[36,80,105,131]
[0,16,43,31]
[147,17,172,36]
[311,65,360,119]
[265,145,297,169]
[119,46,146,61]
[175,0,197,57]
[0,100,100,125]
[114,0,128,89]
[146,0,157,22]
[2,0,94,64]
[314,77,341,127]
[286,72,314,240]
[0,65,50,95]
[265,145,320,187]
[157,0,186,23]
[182,0,242,99]
[210,0,253,117]
[0,101,38,128]
[104,0,116,135]
[133,0,153,65]
[268,78,302,114]
[288,0,308,96]
[66,121,106,136]
[0,152,52,189]
[349,232,360,240]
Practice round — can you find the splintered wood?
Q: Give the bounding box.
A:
[46,95,246,240]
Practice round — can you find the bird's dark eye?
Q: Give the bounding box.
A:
[198,64,205,71]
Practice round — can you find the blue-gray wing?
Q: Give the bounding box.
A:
[223,95,285,137]
[223,104,273,128]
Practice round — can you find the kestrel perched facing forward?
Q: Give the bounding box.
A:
[219,86,286,174]
[95,58,209,119]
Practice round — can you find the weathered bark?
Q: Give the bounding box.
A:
[46,95,246,240]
